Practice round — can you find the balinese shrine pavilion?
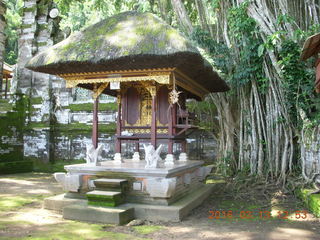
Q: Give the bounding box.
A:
[26,11,229,224]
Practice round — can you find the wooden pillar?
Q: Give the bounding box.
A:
[168,104,174,154]
[151,94,157,148]
[4,76,8,99]
[115,93,122,153]
[92,95,99,149]
[181,140,187,152]
[172,103,177,134]
[135,142,139,152]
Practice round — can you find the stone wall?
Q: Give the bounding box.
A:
[0,94,33,174]
[0,0,6,92]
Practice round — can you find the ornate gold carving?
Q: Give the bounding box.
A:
[63,75,170,87]
[117,93,121,105]
[65,80,79,88]
[93,82,109,100]
[59,68,175,77]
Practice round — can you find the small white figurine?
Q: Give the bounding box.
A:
[143,144,162,169]
[86,144,103,166]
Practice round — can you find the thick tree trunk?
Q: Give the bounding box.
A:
[158,0,172,24]
[170,0,193,34]
[0,0,6,93]
[194,0,210,34]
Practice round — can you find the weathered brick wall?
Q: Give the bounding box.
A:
[0,0,6,91]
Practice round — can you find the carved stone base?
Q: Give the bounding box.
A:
[113,153,123,164]
[179,152,188,162]
[132,152,140,162]
[165,154,176,166]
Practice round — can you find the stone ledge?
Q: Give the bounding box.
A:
[43,194,86,212]
[43,184,214,222]
[63,204,134,225]
[125,184,214,222]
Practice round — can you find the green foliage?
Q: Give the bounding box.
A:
[57,0,155,32]
[186,99,216,130]
[191,28,231,76]
[4,0,23,65]
[278,40,317,124]
[132,225,162,235]
[227,2,264,88]
[192,2,265,91]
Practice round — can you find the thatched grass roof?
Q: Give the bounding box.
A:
[26,11,229,93]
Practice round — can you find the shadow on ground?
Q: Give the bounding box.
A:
[0,173,319,240]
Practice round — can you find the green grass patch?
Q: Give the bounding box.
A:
[67,102,117,112]
[132,225,163,235]
[0,196,42,212]
[16,222,145,240]
[0,161,33,174]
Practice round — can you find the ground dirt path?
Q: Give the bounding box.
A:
[0,173,319,240]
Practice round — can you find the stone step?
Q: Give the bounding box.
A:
[86,190,124,207]
[93,178,128,192]
[63,203,134,225]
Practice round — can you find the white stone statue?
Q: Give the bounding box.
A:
[143,144,162,169]
[86,144,103,166]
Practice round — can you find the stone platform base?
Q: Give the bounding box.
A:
[44,184,213,223]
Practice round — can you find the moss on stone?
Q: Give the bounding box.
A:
[24,5,36,13]
[26,11,198,69]
[0,99,13,112]
[30,97,43,105]
[206,179,226,184]
[21,24,33,29]
[67,102,117,112]
[55,122,116,133]
[37,42,48,47]
[295,188,320,217]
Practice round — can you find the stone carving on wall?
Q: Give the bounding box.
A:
[143,144,162,169]
[146,177,177,198]
[54,172,81,192]
[86,144,103,166]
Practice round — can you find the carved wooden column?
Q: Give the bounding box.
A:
[115,93,122,154]
[168,104,174,154]
[151,88,157,148]
[91,82,109,149]
[165,93,177,165]
[114,92,123,163]
[4,76,8,99]
[92,85,99,149]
